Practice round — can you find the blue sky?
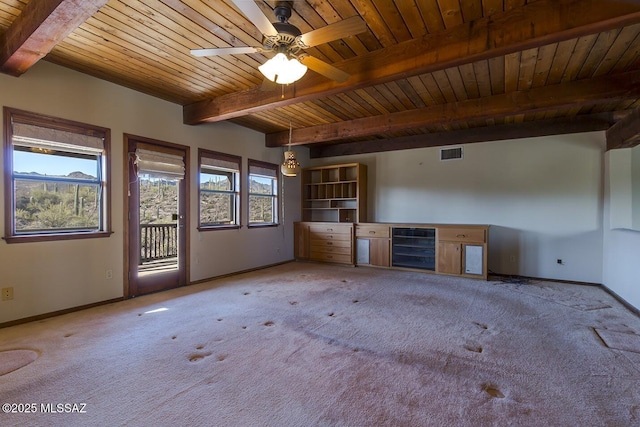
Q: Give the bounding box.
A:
[13,150,97,177]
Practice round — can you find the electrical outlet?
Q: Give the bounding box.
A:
[557,259,564,265]
[2,287,14,301]
[105,269,113,279]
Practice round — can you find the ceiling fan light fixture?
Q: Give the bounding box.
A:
[259,52,307,84]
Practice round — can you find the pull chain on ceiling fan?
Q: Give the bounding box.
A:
[190,1,367,85]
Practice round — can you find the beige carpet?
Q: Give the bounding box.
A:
[1,262,639,426]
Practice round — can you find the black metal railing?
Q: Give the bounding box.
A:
[140,223,178,264]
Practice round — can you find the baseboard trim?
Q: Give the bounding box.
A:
[188,260,295,286]
[600,284,640,317]
[490,272,601,287]
[0,297,125,329]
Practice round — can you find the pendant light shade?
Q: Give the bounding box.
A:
[281,122,300,177]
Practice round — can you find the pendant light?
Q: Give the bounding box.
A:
[281,122,300,177]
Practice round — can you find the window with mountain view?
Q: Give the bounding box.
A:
[198,149,240,229]
[3,108,111,242]
[248,159,278,227]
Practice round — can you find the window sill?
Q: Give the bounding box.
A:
[197,225,241,232]
[247,223,279,229]
[3,231,113,244]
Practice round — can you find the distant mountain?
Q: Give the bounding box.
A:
[15,170,96,179]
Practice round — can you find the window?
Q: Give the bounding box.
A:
[248,159,278,226]
[3,108,111,242]
[198,149,240,229]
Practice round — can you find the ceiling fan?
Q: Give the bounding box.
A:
[190,1,367,85]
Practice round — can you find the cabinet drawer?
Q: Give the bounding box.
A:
[310,245,352,255]
[356,224,390,238]
[309,232,352,242]
[438,228,486,243]
[310,252,352,264]
[309,224,352,234]
[310,239,351,248]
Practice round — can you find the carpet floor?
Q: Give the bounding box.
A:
[1,261,639,426]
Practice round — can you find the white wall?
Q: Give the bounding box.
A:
[0,61,305,323]
[603,150,640,309]
[311,133,606,283]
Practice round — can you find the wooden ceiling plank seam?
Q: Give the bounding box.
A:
[0,0,110,76]
[265,69,640,146]
[126,0,262,87]
[288,1,360,60]
[488,56,505,95]
[360,86,395,113]
[66,25,228,95]
[164,0,270,66]
[46,52,191,104]
[576,28,621,80]
[419,72,448,104]
[482,0,505,16]
[432,69,458,103]
[545,39,575,85]
[394,0,429,39]
[328,0,382,51]
[370,0,413,42]
[531,43,557,87]
[342,89,388,115]
[371,82,409,112]
[414,0,445,33]
[384,80,421,110]
[185,0,640,124]
[91,4,252,91]
[593,24,640,76]
[77,19,236,96]
[51,37,210,98]
[334,92,373,117]
[444,66,471,100]
[353,87,391,114]
[458,62,481,99]
[517,47,540,90]
[348,0,398,46]
[504,51,521,93]
[460,0,483,22]
[561,33,599,82]
[437,0,464,30]
[611,25,640,72]
[405,74,438,106]
[394,78,428,109]
[472,60,492,97]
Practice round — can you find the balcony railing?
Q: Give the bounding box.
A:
[140,223,177,264]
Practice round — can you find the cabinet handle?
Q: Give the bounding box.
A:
[369,230,376,234]
[327,242,333,245]
[457,234,466,238]
[327,228,333,232]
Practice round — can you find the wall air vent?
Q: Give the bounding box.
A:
[440,146,463,161]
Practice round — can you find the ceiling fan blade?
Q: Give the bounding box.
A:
[298,55,350,83]
[232,0,278,37]
[298,16,367,48]
[190,46,260,57]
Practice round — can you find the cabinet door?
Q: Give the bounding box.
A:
[437,241,462,274]
[369,238,390,267]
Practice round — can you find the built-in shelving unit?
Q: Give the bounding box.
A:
[301,163,367,223]
[391,227,436,271]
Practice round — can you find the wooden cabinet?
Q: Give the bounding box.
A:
[436,226,488,279]
[355,224,390,267]
[295,222,489,280]
[301,163,367,223]
[295,222,354,265]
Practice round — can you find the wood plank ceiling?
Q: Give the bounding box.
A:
[2,0,640,157]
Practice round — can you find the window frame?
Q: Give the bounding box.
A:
[247,159,279,228]
[197,149,241,231]
[3,107,112,243]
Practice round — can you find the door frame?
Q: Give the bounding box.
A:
[123,134,190,298]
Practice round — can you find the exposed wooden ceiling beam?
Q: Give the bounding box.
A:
[310,113,618,158]
[0,0,108,76]
[184,0,640,125]
[266,69,640,147]
[606,108,640,149]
